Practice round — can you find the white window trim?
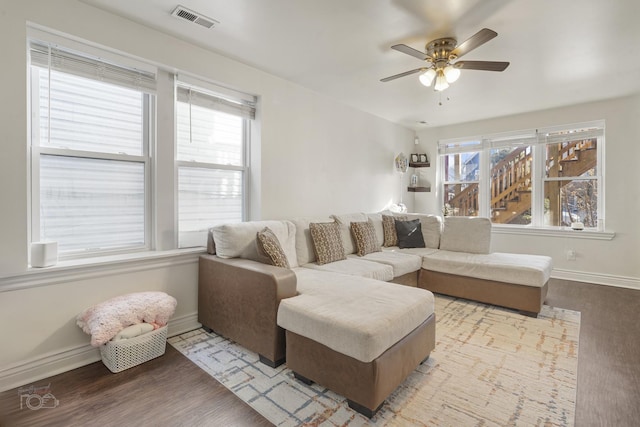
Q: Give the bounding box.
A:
[175,79,253,248]
[21,25,259,273]
[27,28,160,261]
[0,248,205,293]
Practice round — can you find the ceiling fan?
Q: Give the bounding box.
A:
[381,28,509,91]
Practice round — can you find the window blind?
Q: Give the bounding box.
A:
[176,86,255,120]
[30,41,156,94]
[39,155,146,253]
[30,39,151,256]
[176,82,250,248]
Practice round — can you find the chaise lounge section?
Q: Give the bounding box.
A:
[416,216,551,316]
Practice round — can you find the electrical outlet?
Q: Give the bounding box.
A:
[566,249,576,261]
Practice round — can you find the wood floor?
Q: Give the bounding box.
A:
[1,278,638,427]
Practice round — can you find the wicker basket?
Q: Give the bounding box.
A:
[100,325,168,373]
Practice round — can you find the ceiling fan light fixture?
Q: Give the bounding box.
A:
[434,70,449,91]
[444,65,461,83]
[418,69,436,87]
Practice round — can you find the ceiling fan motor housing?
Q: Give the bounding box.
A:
[425,38,458,65]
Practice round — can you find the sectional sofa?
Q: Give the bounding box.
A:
[198,212,552,417]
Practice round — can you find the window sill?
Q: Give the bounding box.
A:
[492,226,615,240]
[0,248,206,292]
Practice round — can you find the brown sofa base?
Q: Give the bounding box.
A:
[389,271,419,287]
[198,255,297,367]
[286,314,436,418]
[419,269,548,315]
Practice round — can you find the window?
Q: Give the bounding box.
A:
[29,41,156,257]
[176,83,255,247]
[441,140,481,217]
[438,122,604,230]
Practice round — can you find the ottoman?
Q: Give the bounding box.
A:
[277,269,436,418]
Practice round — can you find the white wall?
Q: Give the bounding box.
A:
[0,0,414,390]
[414,95,640,286]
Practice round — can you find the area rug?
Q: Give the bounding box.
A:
[169,295,580,426]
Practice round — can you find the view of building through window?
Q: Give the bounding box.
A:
[441,127,602,228]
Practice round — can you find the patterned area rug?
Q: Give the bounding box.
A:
[169,295,580,426]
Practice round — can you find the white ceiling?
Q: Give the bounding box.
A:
[82,0,640,129]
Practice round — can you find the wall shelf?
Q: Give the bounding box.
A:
[408,186,431,192]
[409,162,430,168]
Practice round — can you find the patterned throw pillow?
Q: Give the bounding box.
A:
[395,219,426,249]
[350,220,381,256]
[309,221,346,265]
[382,214,408,247]
[256,227,290,268]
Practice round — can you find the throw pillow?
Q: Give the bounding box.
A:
[350,220,381,257]
[256,227,290,268]
[309,221,346,265]
[395,219,426,249]
[382,214,408,246]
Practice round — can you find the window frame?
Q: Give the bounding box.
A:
[28,38,156,260]
[438,121,605,231]
[175,79,254,248]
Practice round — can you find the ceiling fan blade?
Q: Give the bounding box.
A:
[380,68,426,82]
[450,28,498,59]
[454,60,509,71]
[391,44,428,61]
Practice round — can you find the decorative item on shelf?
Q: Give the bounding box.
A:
[409,154,430,168]
[410,174,419,187]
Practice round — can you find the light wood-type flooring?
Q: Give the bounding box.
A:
[1,278,638,426]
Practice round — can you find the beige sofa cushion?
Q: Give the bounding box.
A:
[302,258,394,282]
[422,250,552,287]
[291,216,333,265]
[278,268,434,363]
[405,213,442,249]
[348,251,422,278]
[382,246,439,257]
[440,216,492,254]
[365,213,386,247]
[331,212,368,255]
[213,220,299,267]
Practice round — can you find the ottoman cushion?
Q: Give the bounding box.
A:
[278,268,434,363]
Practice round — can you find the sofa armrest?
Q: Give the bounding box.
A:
[198,255,297,366]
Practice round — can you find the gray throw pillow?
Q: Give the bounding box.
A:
[395,219,426,249]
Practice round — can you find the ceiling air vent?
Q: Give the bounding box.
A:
[171,5,218,29]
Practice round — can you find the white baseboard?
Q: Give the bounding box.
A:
[551,268,640,290]
[167,312,201,338]
[0,312,200,393]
